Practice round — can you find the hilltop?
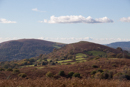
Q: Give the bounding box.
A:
[0,39,65,61]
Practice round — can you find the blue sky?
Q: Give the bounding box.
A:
[0,0,130,44]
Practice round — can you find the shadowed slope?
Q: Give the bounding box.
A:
[0,39,65,61]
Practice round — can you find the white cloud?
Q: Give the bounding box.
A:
[32,8,39,11]
[0,18,16,23]
[32,8,45,12]
[0,37,130,44]
[120,17,130,22]
[43,15,113,24]
[37,37,130,44]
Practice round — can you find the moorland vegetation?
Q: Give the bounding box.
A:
[0,41,130,86]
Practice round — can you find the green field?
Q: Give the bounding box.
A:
[57,59,73,63]
[86,51,106,57]
[76,53,87,58]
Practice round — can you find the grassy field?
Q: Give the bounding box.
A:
[76,53,87,58]
[57,59,73,63]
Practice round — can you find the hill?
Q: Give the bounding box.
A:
[45,41,123,61]
[1,41,130,86]
[1,41,129,69]
[0,39,65,61]
[107,41,130,52]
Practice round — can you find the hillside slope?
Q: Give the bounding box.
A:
[0,39,65,61]
[44,41,124,61]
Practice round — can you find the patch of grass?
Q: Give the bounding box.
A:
[57,59,73,63]
[25,65,34,67]
[62,62,76,65]
[86,51,106,57]
[36,66,45,69]
[47,59,51,61]
[76,53,87,58]
[76,58,86,60]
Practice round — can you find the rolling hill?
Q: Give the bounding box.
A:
[42,41,125,61]
[0,39,65,61]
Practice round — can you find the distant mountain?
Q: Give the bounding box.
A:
[107,41,130,52]
[0,39,65,61]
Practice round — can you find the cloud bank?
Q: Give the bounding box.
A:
[120,17,130,22]
[32,8,45,12]
[44,15,113,24]
[38,37,130,44]
[0,18,16,23]
[0,37,130,44]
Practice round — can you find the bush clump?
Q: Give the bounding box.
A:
[91,70,96,75]
[112,64,117,67]
[18,73,27,78]
[68,72,74,77]
[92,65,98,68]
[101,72,109,79]
[97,69,103,73]
[13,69,20,73]
[94,72,102,79]
[73,73,80,78]
[58,71,65,76]
[46,71,53,77]
[7,68,13,71]
[0,68,5,71]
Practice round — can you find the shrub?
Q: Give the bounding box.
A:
[46,71,53,77]
[18,73,27,78]
[116,53,123,58]
[66,63,71,65]
[116,47,123,51]
[92,65,98,68]
[101,72,109,79]
[0,68,5,71]
[108,71,113,79]
[97,69,103,73]
[119,74,130,80]
[103,69,108,72]
[34,64,37,66]
[68,72,74,77]
[94,56,100,60]
[91,70,96,75]
[113,72,122,79]
[7,68,13,71]
[73,73,80,78]
[107,52,116,58]
[94,72,102,79]
[58,71,65,76]
[112,64,117,67]
[13,69,20,73]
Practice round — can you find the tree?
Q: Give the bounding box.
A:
[116,47,123,51]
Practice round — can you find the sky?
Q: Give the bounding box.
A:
[0,0,130,44]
